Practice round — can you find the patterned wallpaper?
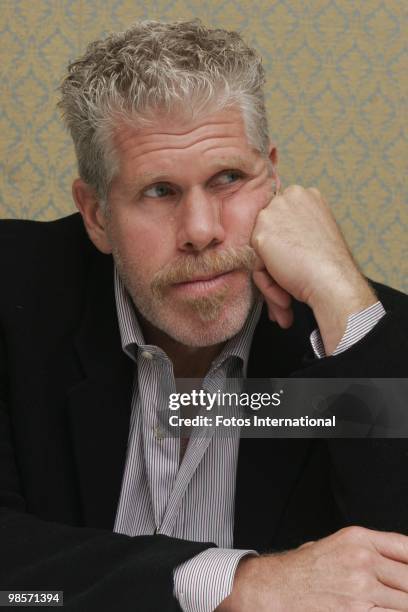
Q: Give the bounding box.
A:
[1,0,407,291]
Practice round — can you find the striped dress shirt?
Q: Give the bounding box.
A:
[112,265,385,611]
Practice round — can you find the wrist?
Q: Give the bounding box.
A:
[308,274,377,355]
[216,555,260,611]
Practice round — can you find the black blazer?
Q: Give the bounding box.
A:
[1,214,407,611]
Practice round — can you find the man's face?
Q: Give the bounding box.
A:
[104,107,278,347]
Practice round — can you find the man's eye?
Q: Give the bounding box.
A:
[143,183,173,198]
[214,170,243,186]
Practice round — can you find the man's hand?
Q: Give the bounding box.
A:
[217,526,408,611]
[250,185,377,354]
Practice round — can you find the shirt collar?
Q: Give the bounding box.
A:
[114,264,263,376]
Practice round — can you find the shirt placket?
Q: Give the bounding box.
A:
[113,375,156,536]
[157,365,234,537]
[139,348,179,531]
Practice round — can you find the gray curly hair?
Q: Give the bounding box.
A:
[58,19,270,207]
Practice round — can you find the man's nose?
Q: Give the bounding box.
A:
[176,189,226,252]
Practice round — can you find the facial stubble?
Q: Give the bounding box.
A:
[113,242,259,346]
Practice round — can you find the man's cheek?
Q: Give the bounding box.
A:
[244,175,275,211]
[227,184,274,226]
[119,227,158,264]
[221,202,260,247]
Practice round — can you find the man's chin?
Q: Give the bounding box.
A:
[168,322,237,348]
[153,292,255,348]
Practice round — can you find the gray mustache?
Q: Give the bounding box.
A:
[151,245,256,298]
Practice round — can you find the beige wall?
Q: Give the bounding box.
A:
[1,0,406,292]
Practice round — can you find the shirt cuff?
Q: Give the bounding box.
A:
[310,301,386,359]
[173,547,257,612]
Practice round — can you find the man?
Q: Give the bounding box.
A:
[1,19,408,612]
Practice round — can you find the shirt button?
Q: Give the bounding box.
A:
[153,425,165,440]
[141,350,154,360]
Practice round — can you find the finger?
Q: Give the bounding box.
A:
[307,187,321,199]
[267,308,276,322]
[370,531,408,564]
[283,184,303,196]
[298,540,316,549]
[376,556,408,594]
[252,270,292,309]
[373,583,408,611]
[269,303,294,329]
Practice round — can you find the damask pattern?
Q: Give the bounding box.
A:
[1,0,406,291]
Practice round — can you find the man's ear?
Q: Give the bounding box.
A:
[268,145,282,193]
[72,178,112,254]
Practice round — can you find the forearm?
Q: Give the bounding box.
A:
[309,274,378,355]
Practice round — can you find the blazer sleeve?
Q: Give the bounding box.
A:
[295,283,408,378]
[293,289,408,534]
[0,331,212,612]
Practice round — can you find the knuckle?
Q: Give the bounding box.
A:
[338,525,367,543]
[353,547,375,569]
[251,231,266,250]
[284,184,303,195]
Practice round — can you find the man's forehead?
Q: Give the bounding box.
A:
[112,107,254,152]
[110,109,265,186]
[136,155,255,177]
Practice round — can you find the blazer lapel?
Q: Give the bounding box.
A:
[234,302,316,551]
[67,250,133,530]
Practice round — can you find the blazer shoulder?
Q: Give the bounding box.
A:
[0,214,94,312]
[0,213,90,263]
[0,212,86,242]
